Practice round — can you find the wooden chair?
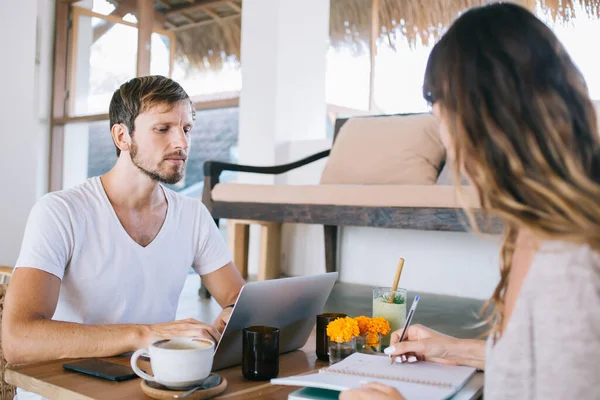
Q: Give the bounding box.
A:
[0,266,15,400]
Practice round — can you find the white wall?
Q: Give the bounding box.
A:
[238,0,329,184]
[275,139,331,278]
[339,228,500,299]
[238,0,331,276]
[0,0,54,265]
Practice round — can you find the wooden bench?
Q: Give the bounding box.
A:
[201,113,502,295]
[227,219,281,281]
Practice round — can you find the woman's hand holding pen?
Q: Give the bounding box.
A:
[342,322,487,400]
[384,324,461,366]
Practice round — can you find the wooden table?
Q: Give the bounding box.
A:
[6,332,484,399]
[5,332,325,400]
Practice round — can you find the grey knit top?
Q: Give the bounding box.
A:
[484,241,600,399]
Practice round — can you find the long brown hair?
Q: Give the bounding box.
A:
[423,3,600,332]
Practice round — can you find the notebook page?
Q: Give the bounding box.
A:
[322,353,476,389]
[271,373,457,400]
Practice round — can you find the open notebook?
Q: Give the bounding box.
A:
[272,353,478,400]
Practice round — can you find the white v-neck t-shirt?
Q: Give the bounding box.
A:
[14,176,232,325]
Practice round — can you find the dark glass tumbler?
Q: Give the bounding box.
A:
[316,313,347,361]
[242,326,280,381]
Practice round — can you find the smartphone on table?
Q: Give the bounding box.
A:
[62,359,139,382]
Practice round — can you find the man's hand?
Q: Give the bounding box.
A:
[340,382,406,400]
[212,307,233,333]
[143,318,222,345]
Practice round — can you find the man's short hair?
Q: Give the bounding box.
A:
[109,76,195,157]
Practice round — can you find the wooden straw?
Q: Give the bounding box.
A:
[388,258,405,303]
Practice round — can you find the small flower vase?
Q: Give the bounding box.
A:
[357,333,382,354]
[356,334,368,353]
[328,337,356,365]
[367,333,383,353]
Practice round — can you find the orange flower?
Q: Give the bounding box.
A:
[354,316,371,335]
[327,317,360,343]
[353,316,391,345]
[370,316,391,336]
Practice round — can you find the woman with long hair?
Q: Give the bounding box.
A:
[342,3,600,399]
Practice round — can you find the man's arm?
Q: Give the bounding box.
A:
[2,268,221,364]
[201,262,245,332]
[201,262,245,307]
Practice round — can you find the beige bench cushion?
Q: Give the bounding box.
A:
[212,183,480,208]
[320,114,445,185]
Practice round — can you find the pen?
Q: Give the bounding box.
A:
[389,295,420,364]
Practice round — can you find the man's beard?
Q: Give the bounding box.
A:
[129,140,185,185]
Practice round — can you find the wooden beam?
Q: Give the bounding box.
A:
[54,114,111,125]
[202,6,222,21]
[85,2,169,42]
[155,0,171,9]
[180,13,196,24]
[50,1,70,191]
[169,30,176,76]
[226,1,241,12]
[137,0,153,76]
[170,12,239,32]
[211,202,504,234]
[52,97,241,126]
[52,3,69,121]
[258,222,281,280]
[75,6,137,28]
[227,221,250,278]
[193,97,239,110]
[165,1,227,17]
[93,2,136,43]
[369,0,380,113]
[152,11,169,30]
[67,7,81,116]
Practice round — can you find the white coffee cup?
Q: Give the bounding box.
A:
[130,337,214,389]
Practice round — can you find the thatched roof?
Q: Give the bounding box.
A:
[157,0,242,71]
[331,0,600,53]
[106,0,600,72]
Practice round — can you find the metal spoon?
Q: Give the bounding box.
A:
[173,374,221,399]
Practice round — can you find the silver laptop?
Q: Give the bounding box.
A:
[212,272,338,371]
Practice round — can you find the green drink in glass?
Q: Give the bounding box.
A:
[372,287,407,348]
